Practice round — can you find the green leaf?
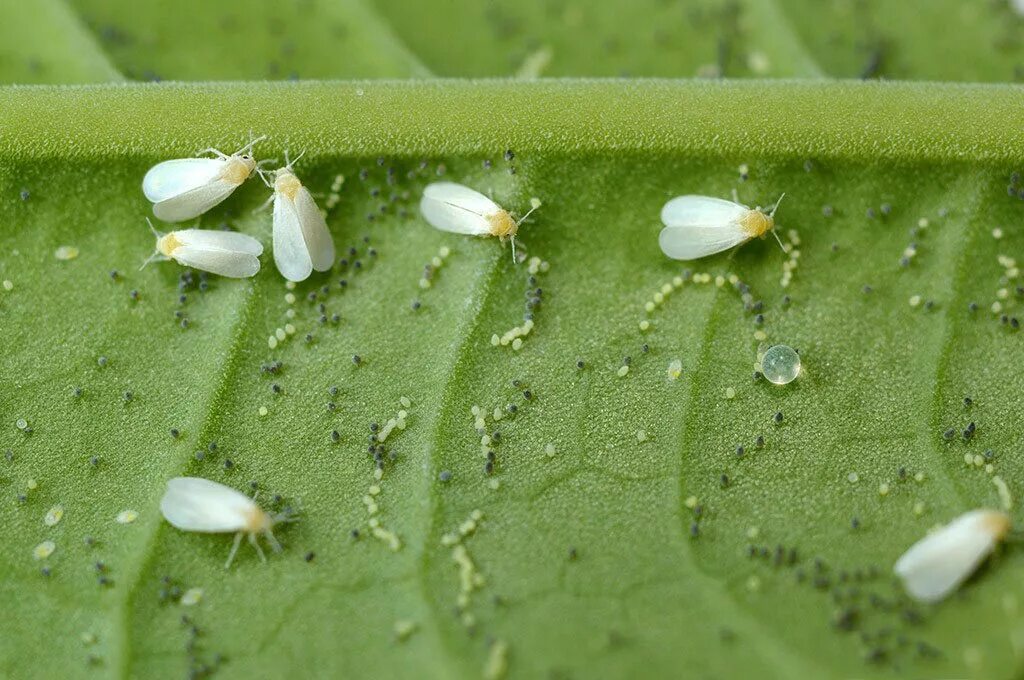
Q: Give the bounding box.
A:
[64,0,430,80]
[0,0,122,84]
[2,81,1024,679]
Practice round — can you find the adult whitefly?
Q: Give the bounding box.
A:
[160,476,284,569]
[267,157,335,282]
[659,192,785,260]
[419,182,538,259]
[143,219,262,278]
[894,508,1010,603]
[142,136,265,222]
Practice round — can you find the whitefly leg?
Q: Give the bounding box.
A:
[225,531,244,569]
[250,532,267,563]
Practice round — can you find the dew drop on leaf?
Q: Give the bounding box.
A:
[760,344,800,385]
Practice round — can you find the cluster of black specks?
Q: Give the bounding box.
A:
[1006,171,1024,200]
[758,549,941,668]
[172,269,212,329]
[940,420,977,443]
[523,262,545,326]
[503,149,517,175]
[157,575,184,604]
[180,614,225,680]
[357,155,420,221]
[688,500,706,539]
[474,379,538,478]
[190,441,239,474]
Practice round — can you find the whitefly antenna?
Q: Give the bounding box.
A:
[237,133,268,157]
[767,193,787,253]
[140,218,164,270]
[283,149,306,170]
[511,199,542,263]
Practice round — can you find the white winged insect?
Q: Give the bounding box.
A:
[142,218,263,278]
[160,477,292,569]
[894,508,1011,603]
[659,192,785,261]
[142,136,265,222]
[260,153,335,282]
[419,182,539,260]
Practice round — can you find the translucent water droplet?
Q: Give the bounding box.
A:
[760,345,800,385]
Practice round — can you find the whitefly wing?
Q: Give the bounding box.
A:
[160,477,255,533]
[660,195,746,227]
[153,178,240,223]
[420,182,500,235]
[176,229,263,256]
[293,186,335,272]
[143,158,226,203]
[894,509,1005,603]
[273,194,313,282]
[658,224,749,260]
[658,195,750,260]
[171,245,260,278]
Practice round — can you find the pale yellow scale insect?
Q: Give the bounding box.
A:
[659,192,785,260]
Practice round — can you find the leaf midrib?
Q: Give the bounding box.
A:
[3,81,1024,166]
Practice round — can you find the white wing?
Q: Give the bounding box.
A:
[171,245,260,278]
[143,158,225,203]
[894,509,1006,603]
[153,179,240,223]
[420,182,498,235]
[160,477,254,533]
[273,195,313,282]
[294,187,335,272]
[660,195,746,227]
[175,229,263,256]
[658,224,748,260]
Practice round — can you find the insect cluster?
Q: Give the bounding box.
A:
[142,137,333,282]
[141,138,542,286]
[142,142,1014,618]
